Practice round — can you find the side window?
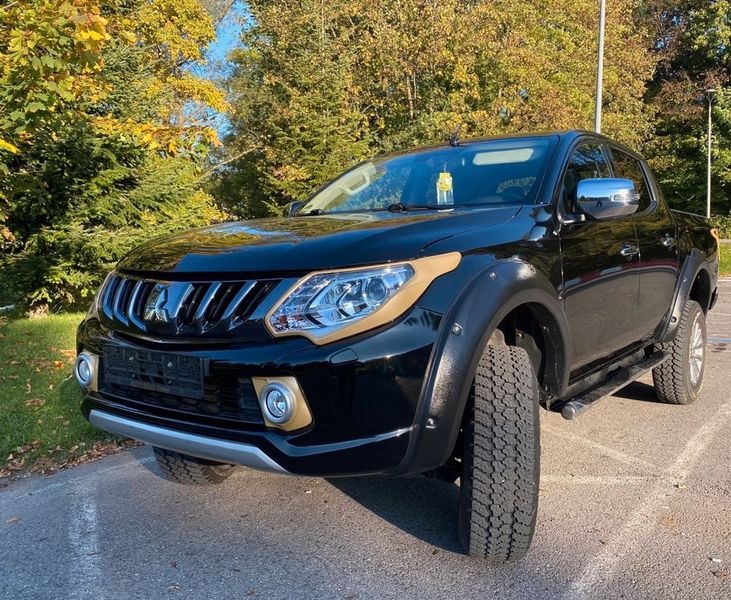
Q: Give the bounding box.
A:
[562,143,611,211]
[609,148,652,212]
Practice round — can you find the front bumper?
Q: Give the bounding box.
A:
[78,306,442,477]
[90,409,289,473]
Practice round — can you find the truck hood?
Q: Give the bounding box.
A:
[117,206,520,275]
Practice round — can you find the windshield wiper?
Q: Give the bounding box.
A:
[386,202,443,212]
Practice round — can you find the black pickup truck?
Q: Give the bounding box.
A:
[75,130,719,563]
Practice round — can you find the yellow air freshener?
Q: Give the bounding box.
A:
[436,171,454,205]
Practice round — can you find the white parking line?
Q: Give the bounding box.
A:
[68,482,104,600]
[541,474,650,485]
[566,403,731,599]
[542,426,659,473]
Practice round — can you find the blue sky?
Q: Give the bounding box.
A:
[188,3,249,135]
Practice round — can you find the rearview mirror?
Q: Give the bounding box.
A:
[284,200,307,217]
[576,178,640,220]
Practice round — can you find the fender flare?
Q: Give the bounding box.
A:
[390,258,571,476]
[657,248,713,343]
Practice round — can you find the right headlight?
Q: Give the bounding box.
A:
[266,252,461,345]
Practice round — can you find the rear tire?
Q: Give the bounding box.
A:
[458,345,540,563]
[652,299,706,405]
[153,447,237,485]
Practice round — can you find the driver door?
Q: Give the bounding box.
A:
[559,142,641,371]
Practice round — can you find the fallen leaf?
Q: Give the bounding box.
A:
[25,398,45,408]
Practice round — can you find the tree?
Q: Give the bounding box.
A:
[645,0,731,215]
[219,0,656,216]
[0,0,227,309]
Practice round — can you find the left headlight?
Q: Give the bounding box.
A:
[266,252,461,345]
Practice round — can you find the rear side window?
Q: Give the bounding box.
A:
[562,142,611,209]
[609,148,652,212]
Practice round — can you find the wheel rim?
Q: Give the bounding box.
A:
[689,315,705,387]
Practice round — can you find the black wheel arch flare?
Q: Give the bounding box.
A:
[390,258,571,476]
[657,248,716,343]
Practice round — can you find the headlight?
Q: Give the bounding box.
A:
[266,252,461,344]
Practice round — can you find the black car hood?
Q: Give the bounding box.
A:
[118,207,520,275]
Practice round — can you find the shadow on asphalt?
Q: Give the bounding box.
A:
[613,380,663,403]
[328,475,465,553]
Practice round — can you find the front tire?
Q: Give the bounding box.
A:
[458,345,541,563]
[653,299,706,405]
[153,447,237,485]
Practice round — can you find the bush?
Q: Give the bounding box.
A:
[711,215,731,239]
[0,125,224,309]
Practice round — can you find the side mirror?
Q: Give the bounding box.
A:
[284,200,307,217]
[575,178,640,220]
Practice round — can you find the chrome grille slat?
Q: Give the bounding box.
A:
[193,282,221,324]
[101,275,119,320]
[126,280,146,329]
[221,281,257,321]
[99,274,281,338]
[112,278,130,325]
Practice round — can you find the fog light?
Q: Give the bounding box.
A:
[262,383,295,423]
[74,352,96,388]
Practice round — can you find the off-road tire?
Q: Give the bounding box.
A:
[653,299,706,405]
[458,345,540,563]
[153,447,236,485]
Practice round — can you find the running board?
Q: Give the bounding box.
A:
[556,351,667,420]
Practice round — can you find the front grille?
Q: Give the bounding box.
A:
[98,274,281,339]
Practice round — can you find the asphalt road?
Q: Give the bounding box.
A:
[2,280,730,600]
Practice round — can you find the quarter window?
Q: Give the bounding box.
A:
[609,148,652,212]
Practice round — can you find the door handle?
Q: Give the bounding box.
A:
[620,243,639,258]
[661,234,677,249]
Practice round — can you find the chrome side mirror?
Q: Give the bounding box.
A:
[575,178,640,220]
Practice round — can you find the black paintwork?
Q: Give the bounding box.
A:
[78,130,719,477]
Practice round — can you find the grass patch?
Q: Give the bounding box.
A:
[0,313,126,478]
[720,244,731,276]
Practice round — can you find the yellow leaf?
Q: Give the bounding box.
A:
[0,139,19,154]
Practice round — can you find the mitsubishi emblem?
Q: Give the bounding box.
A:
[144,284,170,322]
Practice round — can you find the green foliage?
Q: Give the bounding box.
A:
[711,215,731,239]
[646,0,731,215]
[219,0,655,215]
[0,123,222,307]
[0,0,226,309]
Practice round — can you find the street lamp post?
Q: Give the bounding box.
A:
[595,0,606,133]
[705,88,716,219]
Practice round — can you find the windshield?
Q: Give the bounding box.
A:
[301,137,556,214]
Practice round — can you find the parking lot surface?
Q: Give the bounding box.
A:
[2,279,730,600]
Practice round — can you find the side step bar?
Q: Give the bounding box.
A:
[556,350,667,420]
